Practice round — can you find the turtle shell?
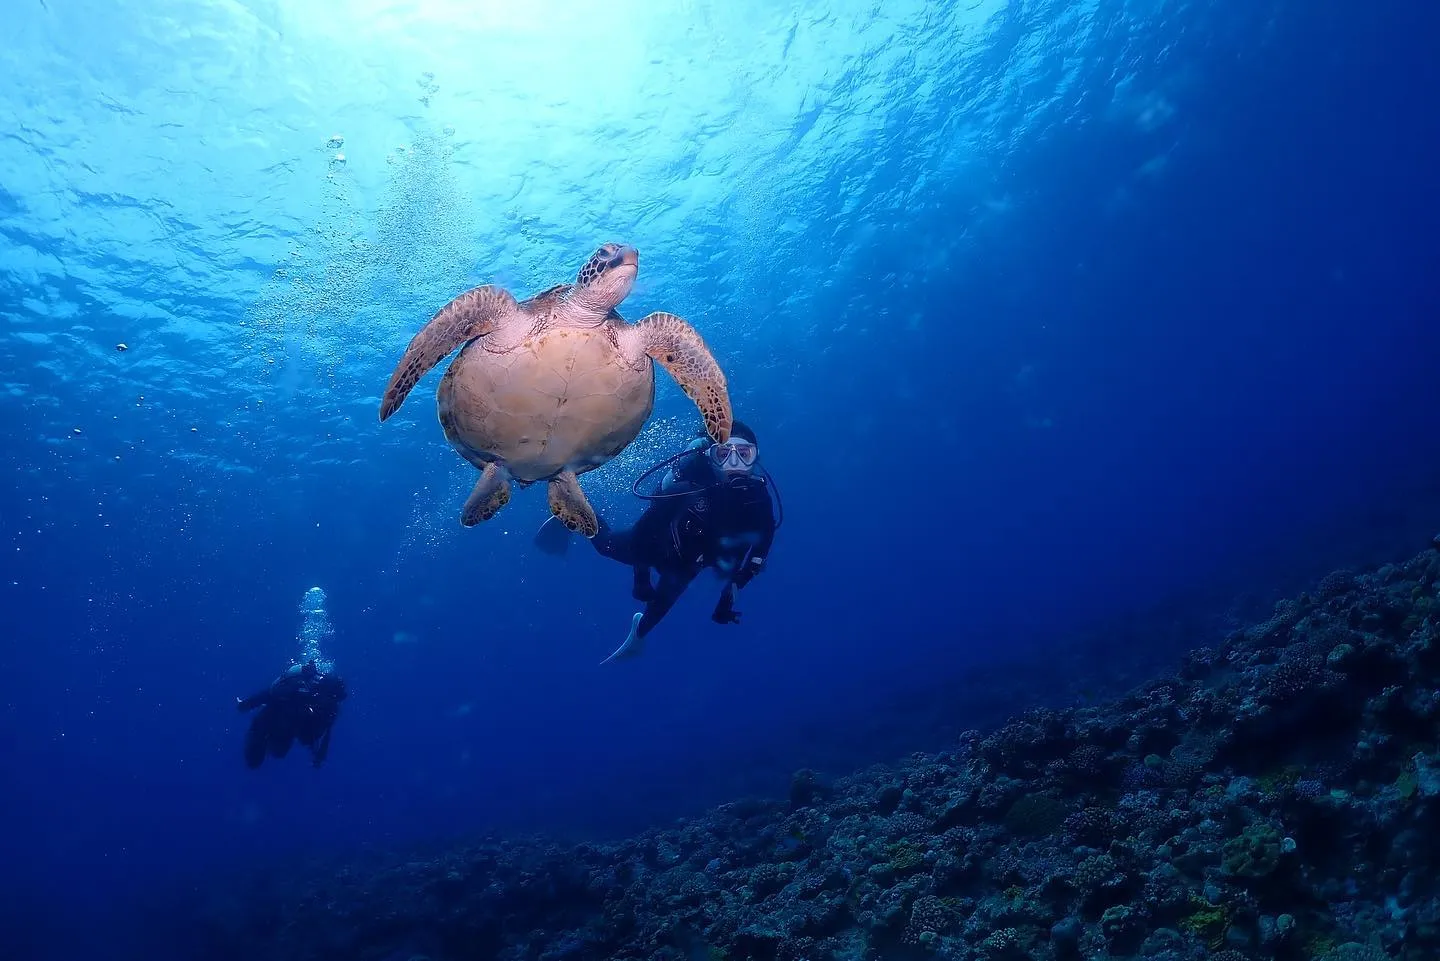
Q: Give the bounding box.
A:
[437,322,655,484]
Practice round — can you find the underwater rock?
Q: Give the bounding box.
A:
[183,545,1440,961]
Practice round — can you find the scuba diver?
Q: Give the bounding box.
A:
[235,659,347,769]
[535,420,782,664]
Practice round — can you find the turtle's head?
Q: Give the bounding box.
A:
[572,242,639,313]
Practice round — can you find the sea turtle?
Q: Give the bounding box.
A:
[378,242,733,537]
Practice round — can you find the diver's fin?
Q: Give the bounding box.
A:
[600,613,646,665]
[533,516,574,556]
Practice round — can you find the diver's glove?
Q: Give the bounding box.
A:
[713,607,742,625]
[712,585,742,625]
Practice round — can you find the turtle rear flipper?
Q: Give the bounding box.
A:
[461,461,512,527]
[380,285,520,421]
[629,312,733,444]
[548,469,598,537]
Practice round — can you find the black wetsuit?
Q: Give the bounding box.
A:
[236,663,347,769]
[591,455,777,639]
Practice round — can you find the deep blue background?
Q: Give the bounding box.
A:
[2,1,1439,958]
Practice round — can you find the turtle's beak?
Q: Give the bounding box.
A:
[609,245,639,269]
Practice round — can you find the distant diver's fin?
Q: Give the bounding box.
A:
[533,515,574,556]
[600,613,646,666]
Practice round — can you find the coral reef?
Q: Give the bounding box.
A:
[189,542,1440,961]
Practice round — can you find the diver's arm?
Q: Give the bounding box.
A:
[712,582,741,624]
[731,515,776,589]
[236,689,271,712]
[713,537,765,624]
[269,675,303,699]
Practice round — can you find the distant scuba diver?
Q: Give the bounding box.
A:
[535,419,782,664]
[235,660,347,768]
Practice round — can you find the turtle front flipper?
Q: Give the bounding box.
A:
[547,469,598,537]
[630,312,733,444]
[460,461,512,527]
[380,285,520,421]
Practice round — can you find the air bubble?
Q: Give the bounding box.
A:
[298,586,335,672]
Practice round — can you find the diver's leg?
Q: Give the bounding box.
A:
[311,726,332,767]
[578,515,658,600]
[601,567,697,664]
[244,717,268,769]
[590,519,638,565]
[636,568,694,638]
[540,508,637,561]
[623,502,695,603]
[269,718,295,759]
[631,566,655,601]
[627,504,688,601]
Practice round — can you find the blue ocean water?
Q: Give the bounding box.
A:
[1,0,1437,957]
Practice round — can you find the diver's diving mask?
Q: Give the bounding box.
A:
[709,440,758,469]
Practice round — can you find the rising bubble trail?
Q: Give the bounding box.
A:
[297,586,336,673]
